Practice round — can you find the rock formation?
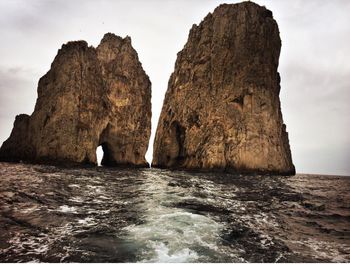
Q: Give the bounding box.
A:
[152,2,295,175]
[0,33,151,167]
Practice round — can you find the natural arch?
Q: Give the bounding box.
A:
[96,146,103,166]
[95,142,115,167]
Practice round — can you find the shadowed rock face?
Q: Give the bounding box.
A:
[0,33,151,167]
[152,2,295,175]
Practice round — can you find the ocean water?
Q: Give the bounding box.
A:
[0,162,349,262]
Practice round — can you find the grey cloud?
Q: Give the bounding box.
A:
[0,66,37,144]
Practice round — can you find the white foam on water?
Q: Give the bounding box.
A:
[145,242,198,263]
[300,238,350,263]
[122,170,225,262]
[68,184,80,188]
[69,196,84,203]
[125,209,223,262]
[78,217,96,226]
[86,184,104,194]
[87,209,110,214]
[58,205,77,213]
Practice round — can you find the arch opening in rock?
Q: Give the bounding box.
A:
[100,142,115,166]
[96,146,103,166]
[96,142,114,167]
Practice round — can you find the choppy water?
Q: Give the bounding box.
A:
[0,162,349,262]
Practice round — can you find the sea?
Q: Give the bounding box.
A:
[0,162,349,262]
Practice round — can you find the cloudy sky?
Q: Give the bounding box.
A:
[0,0,349,175]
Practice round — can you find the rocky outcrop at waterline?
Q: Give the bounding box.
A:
[0,33,151,167]
[152,2,295,175]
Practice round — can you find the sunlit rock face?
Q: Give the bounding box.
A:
[152,2,295,175]
[0,33,151,167]
[96,34,151,166]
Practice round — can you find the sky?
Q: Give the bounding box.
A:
[0,0,349,175]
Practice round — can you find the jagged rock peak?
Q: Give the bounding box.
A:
[61,40,89,50]
[213,2,274,17]
[96,33,140,66]
[100,32,132,45]
[152,2,295,175]
[0,33,151,167]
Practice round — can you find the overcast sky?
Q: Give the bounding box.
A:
[0,0,349,175]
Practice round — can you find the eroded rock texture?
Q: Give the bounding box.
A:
[153,2,295,175]
[0,33,151,167]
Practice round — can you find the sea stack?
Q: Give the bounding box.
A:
[0,33,151,167]
[152,2,295,175]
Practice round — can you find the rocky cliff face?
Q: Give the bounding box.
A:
[96,34,151,166]
[0,33,151,167]
[152,2,295,175]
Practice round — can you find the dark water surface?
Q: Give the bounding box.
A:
[0,162,349,262]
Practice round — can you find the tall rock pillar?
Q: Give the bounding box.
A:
[152,2,295,175]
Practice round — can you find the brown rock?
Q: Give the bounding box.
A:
[96,34,152,166]
[0,33,151,167]
[152,2,295,175]
[0,114,34,161]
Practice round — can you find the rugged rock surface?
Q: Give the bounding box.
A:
[0,33,151,167]
[152,2,295,175]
